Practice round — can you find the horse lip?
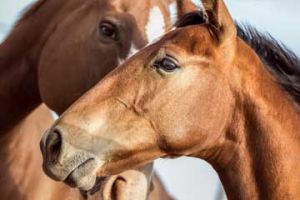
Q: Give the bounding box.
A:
[64,158,97,190]
[64,158,95,181]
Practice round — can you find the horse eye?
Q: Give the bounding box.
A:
[99,22,118,40]
[154,57,179,72]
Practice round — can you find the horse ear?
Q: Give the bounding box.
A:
[202,0,236,45]
[176,0,199,19]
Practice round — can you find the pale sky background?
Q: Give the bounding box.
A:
[0,0,299,200]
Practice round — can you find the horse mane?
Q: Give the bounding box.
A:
[175,11,300,104]
[236,24,300,104]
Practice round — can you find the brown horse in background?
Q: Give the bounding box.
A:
[0,0,188,199]
[42,0,300,199]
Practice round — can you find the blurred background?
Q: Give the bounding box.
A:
[1,0,299,199]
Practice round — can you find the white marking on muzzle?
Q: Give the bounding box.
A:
[146,6,165,44]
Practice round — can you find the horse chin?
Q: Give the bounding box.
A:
[63,158,103,191]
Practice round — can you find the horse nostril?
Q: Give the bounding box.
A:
[45,128,62,164]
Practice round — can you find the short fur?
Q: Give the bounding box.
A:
[236,24,300,103]
[175,11,300,104]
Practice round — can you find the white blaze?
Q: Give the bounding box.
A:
[146,6,165,43]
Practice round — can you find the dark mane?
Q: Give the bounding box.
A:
[237,24,300,103]
[176,11,300,104]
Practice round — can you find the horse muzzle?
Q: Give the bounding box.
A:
[40,127,103,191]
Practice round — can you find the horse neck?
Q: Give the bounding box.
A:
[215,41,300,200]
[0,0,68,132]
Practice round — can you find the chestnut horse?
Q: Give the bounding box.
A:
[0,0,185,199]
[42,0,300,199]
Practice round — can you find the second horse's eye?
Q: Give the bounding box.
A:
[154,57,179,72]
[99,22,118,41]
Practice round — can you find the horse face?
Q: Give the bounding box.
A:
[41,0,240,191]
[40,25,234,192]
[38,0,170,114]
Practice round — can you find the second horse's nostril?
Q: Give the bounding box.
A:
[46,128,62,164]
